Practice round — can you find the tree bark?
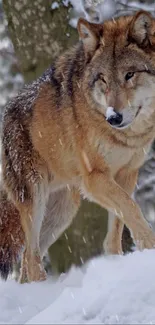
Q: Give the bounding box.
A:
[3,0,78,81]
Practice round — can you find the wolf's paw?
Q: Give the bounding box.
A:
[28,265,47,283]
[134,230,155,251]
[19,272,29,284]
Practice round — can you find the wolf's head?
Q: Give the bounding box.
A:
[78,11,155,129]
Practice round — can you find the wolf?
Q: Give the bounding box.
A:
[1,10,155,283]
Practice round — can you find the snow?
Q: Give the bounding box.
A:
[68,0,155,28]
[129,1,155,11]
[106,107,116,120]
[51,2,59,10]
[1,250,155,324]
[69,0,116,27]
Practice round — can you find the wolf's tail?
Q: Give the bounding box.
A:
[0,190,24,280]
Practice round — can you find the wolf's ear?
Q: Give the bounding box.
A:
[129,11,153,46]
[77,18,103,54]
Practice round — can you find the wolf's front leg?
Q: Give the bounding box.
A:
[104,168,138,255]
[103,213,124,255]
[83,167,155,251]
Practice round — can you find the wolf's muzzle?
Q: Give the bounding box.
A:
[107,113,123,126]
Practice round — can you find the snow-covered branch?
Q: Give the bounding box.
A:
[64,0,155,27]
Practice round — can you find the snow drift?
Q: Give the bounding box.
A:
[0,250,155,324]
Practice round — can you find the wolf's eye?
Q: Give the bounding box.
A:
[99,74,107,84]
[125,72,135,81]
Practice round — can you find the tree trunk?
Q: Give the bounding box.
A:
[3,0,78,81]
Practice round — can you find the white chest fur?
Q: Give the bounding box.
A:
[98,141,147,176]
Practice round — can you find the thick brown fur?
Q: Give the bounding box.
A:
[2,11,155,282]
[0,190,24,279]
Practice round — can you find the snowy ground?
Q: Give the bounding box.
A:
[0,250,155,324]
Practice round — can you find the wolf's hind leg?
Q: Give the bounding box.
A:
[40,187,80,259]
[18,181,49,283]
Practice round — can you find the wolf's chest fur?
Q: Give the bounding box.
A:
[95,138,146,177]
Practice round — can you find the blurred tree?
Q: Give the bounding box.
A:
[134,143,155,231]
[3,0,78,81]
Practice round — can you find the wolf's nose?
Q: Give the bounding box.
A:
[107,113,123,126]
